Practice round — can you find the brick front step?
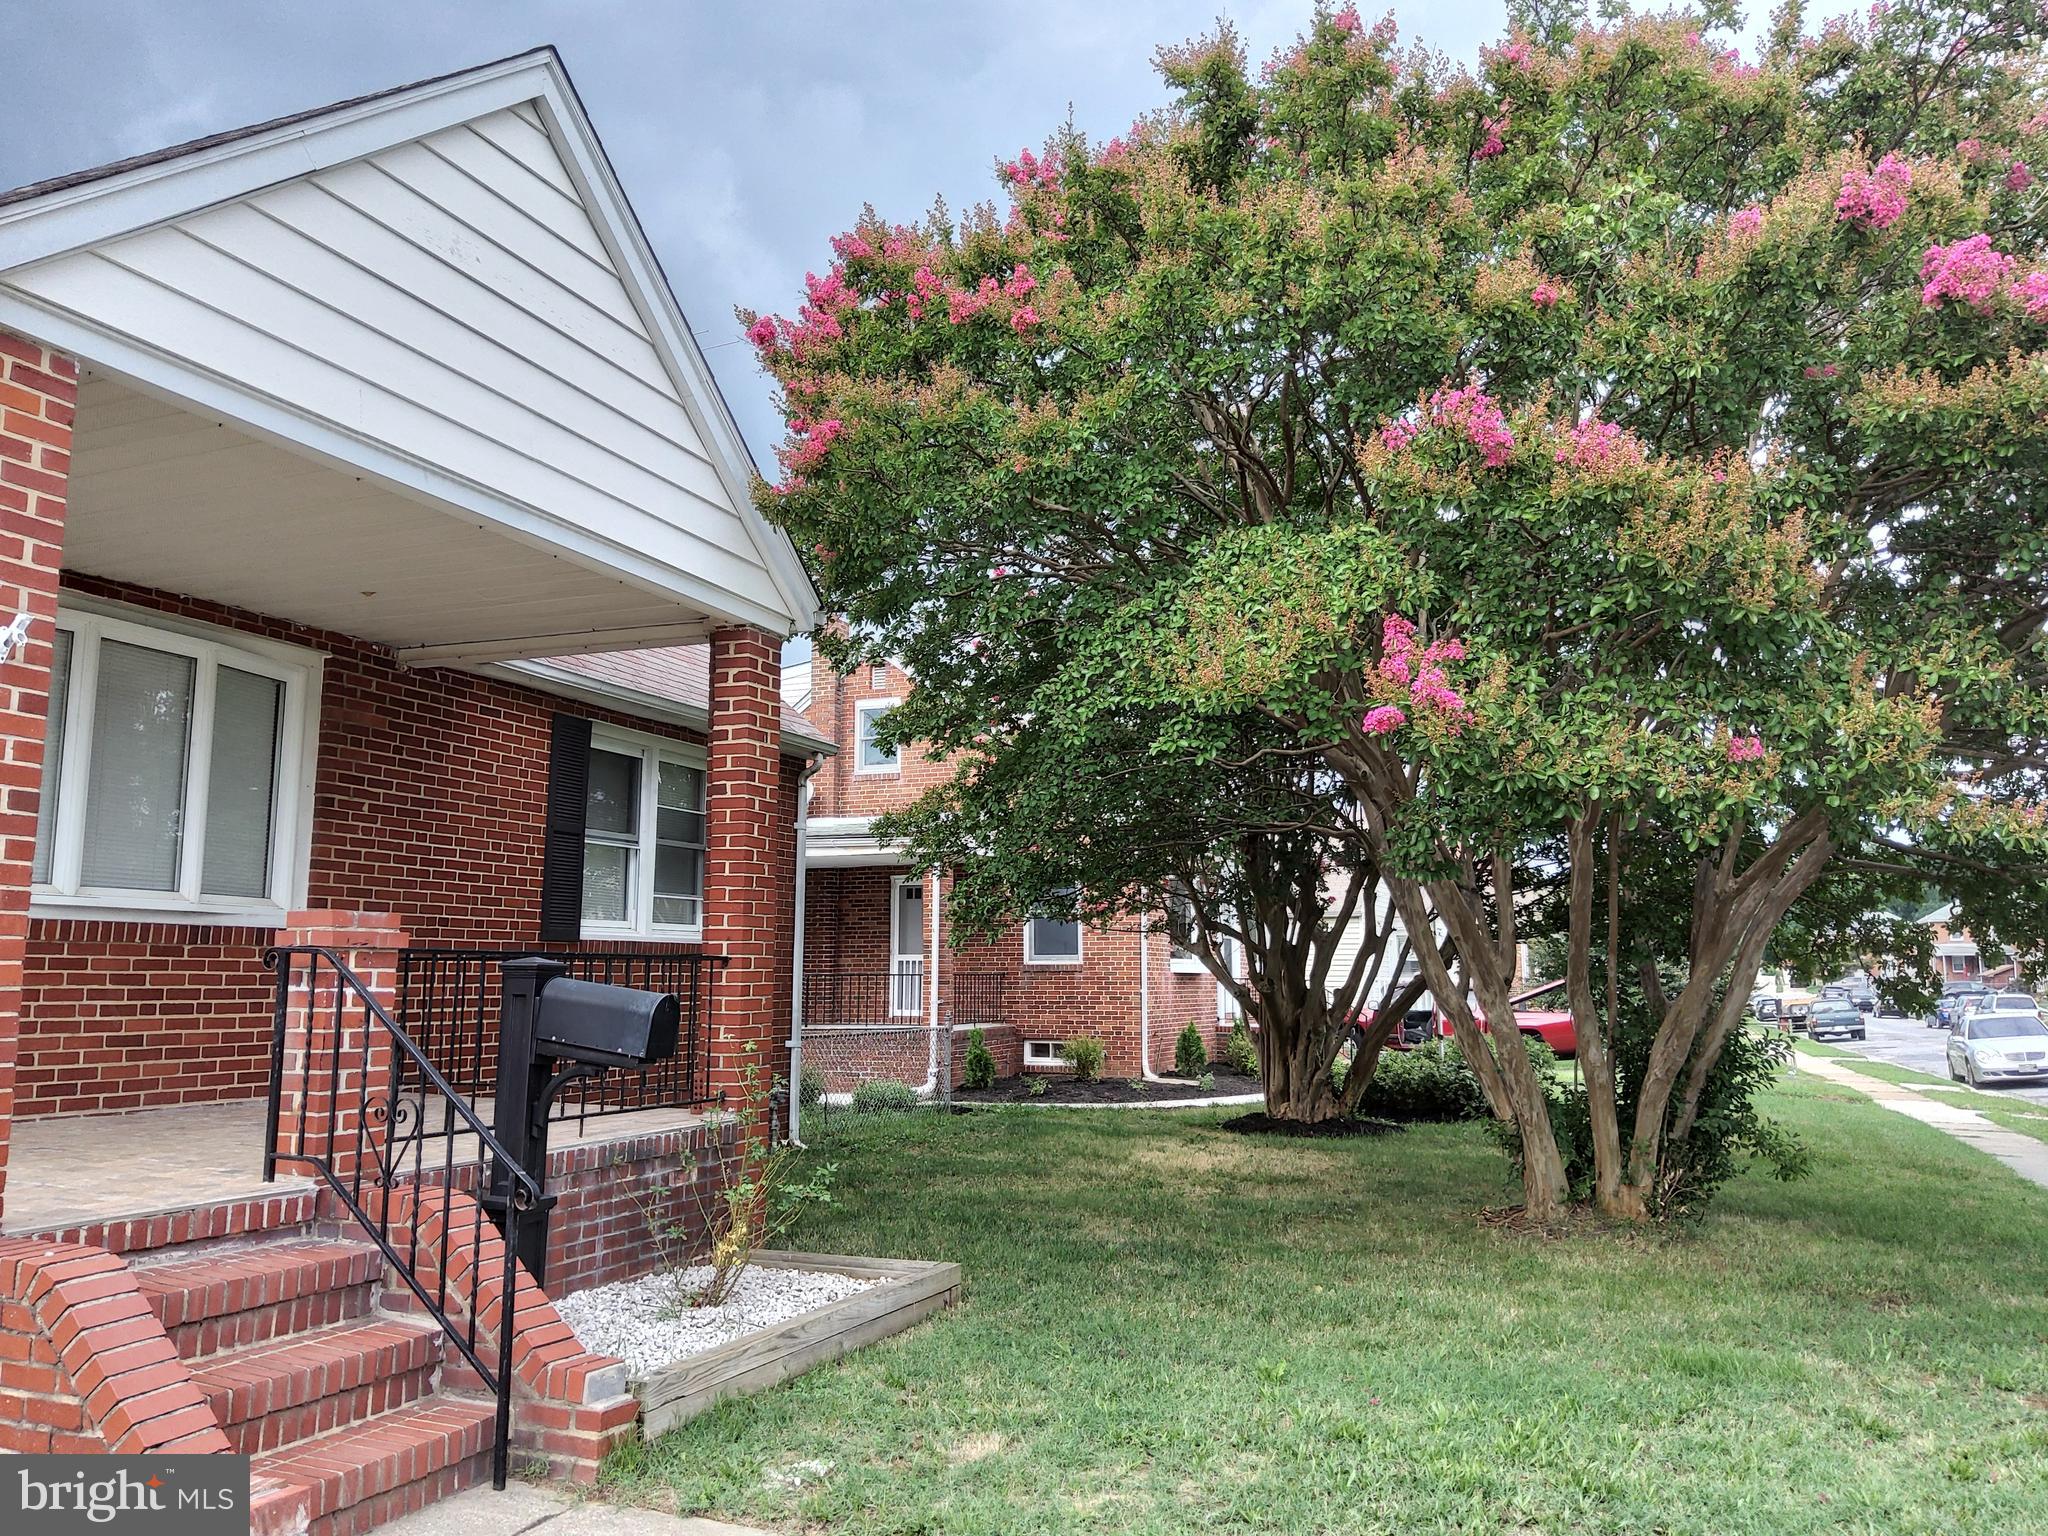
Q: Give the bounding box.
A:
[191,1317,442,1455]
[249,1396,498,1536]
[133,1240,380,1359]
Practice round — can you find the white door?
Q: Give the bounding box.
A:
[892,877,926,1017]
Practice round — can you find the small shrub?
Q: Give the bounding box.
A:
[797,1067,825,1108]
[1064,1036,1106,1081]
[1220,1020,1259,1078]
[961,1029,998,1091]
[1354,1043,1490,1123]
[1174,1020,1209,1077]
[850,1078,921,1115]
[1026,1076,1048,1097]
[1196,1071,1215,1093]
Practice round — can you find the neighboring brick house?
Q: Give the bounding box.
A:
[797,653,1237,1085]
[1921,902,2026,987]
[0,51,832,1527]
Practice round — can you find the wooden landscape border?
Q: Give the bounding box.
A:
[634,1250,962,1437]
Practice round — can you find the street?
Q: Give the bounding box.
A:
[1827,1011,2048,1107]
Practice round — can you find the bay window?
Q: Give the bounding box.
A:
[34,605,315,917]
[580,730,707,936]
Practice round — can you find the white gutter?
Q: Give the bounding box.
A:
[924,869,943,1097]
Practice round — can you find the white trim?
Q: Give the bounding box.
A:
[480,656,836,756]
[576,722,707,943]
[34,601,320,917]
[1023,914,1083,966]
[1022,1039,1070,1068]
[853,697,901,775]
[0,49,819,642]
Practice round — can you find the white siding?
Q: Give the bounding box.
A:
[2,107,787,622]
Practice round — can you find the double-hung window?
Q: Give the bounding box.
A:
[580,731,707,937]
[854,698,900,773]
[1024,893,1083,966]
[34,605,315,917]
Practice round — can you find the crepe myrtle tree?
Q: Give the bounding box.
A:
[747,2,2048,1219]
[875,711,1442,1122]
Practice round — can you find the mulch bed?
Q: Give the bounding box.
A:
[1217,1112,1404,1139]
[952,1070,1263,1106]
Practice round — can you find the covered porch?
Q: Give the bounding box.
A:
[0,47,818,1232]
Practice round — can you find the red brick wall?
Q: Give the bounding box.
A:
[16,576,804,1120]
[800,863,1225,1080]
[802,654,956,819]
[0,331,75,1214]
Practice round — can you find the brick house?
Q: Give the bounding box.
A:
[795,653,1238,1090]
[0,51,830,1528]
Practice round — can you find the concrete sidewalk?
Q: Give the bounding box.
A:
[378,1484,774,1536]
[1800,1052,2048,1189]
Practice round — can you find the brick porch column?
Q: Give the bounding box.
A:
[270,910,410,1187]
[0,329,75,1229]
[705,626,791,1122]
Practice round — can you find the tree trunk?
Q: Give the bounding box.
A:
[1565,812,1628,1217]
[1253,991,1347,1122]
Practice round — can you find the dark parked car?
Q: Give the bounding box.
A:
[1932,981,1989,1029]
[1808,1000,1866,1043]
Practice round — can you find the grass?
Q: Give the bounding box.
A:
[601,1083,2048,1535]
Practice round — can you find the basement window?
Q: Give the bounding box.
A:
[33,603,318,920]
[1023,1039,1069,1067]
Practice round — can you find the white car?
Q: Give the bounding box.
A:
[1947,1010,2048,1087]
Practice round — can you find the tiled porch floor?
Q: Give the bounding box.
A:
[3,1096,718,1236]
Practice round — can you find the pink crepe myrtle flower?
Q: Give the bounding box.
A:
[1005,264,1038,298]
[813,542,835,562]
[1375,615,1469,723]
[1921,234,2016,310]
[1834,153,1912,230]
[2007,161,2036,193]
[1330,4,1361,33]
[781,418,844,474]
[1728,204,1765,238]
[829,230,874,262]
[1010,305,1041,334]
[991,565,1013,580]
[1529,280,1563,309]
[1499,39,1534,70]
[1428,384,1515,468]
[1803,363,1840,379]
[1957,137,1987,164]
[1553,419,1646,475]
[1726,733,1766,763]
[746,314,780,351]
[2015,271,2048,321]
[1360,704,1407,735]
[1476,114,1509,159]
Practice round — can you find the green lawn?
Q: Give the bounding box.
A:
[602,1081,2048,1535]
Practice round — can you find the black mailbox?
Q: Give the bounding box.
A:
[484,957,685,1283]
[534,977,680,1069]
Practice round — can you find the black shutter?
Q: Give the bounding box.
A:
[539,713,593,943]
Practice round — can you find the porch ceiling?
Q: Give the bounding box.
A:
[65,374,719,663]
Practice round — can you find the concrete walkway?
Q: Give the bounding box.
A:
[1801,1052,2048,1189]
[377,1484,773,1536]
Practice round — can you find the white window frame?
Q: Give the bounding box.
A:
[33,599,321,926]
[854,697,901,775]
[1024,912,1083,966]
[579,724,709,942]
[1023,1039,1069,1068]
[1166,892,1206,973]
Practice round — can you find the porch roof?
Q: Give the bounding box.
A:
[0,48,818,664]
[493,646,835,756]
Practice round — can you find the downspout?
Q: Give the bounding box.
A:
[1139,910,1167,1081]
[924,868,942,1097]
[786,754,824,1146]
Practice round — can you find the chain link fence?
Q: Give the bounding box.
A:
[794,967,955,1141]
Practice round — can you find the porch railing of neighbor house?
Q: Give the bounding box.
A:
[798,971,1010,1134]
[801,967,1010,1030]
[262,945,537,1492]
[394,948,722,1130]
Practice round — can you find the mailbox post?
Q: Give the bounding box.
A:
[485,956,682,1284]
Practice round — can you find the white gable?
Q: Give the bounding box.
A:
[0,53,816,647]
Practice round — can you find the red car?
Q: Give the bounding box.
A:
[1437,1006,1578,1057]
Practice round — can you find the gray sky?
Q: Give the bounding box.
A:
[2,1,1522,467]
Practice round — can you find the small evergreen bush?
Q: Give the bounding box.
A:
[961,1028,998,1091]
[1064,1035,1106,1081]
[1219,1020,1259,1078]
[1353,1044,1491,1123]
[1174,1020,1209,1077]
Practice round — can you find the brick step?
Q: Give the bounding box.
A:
[250,1395,498,1536]
[191,1317,443,1455]
[132,1240,382,1359]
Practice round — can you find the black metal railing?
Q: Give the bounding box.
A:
[801,968,1007,1029]
[262,946,539,1491]
[395,948,721,1130]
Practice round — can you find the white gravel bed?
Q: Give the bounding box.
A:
[557,1263,876,1379]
